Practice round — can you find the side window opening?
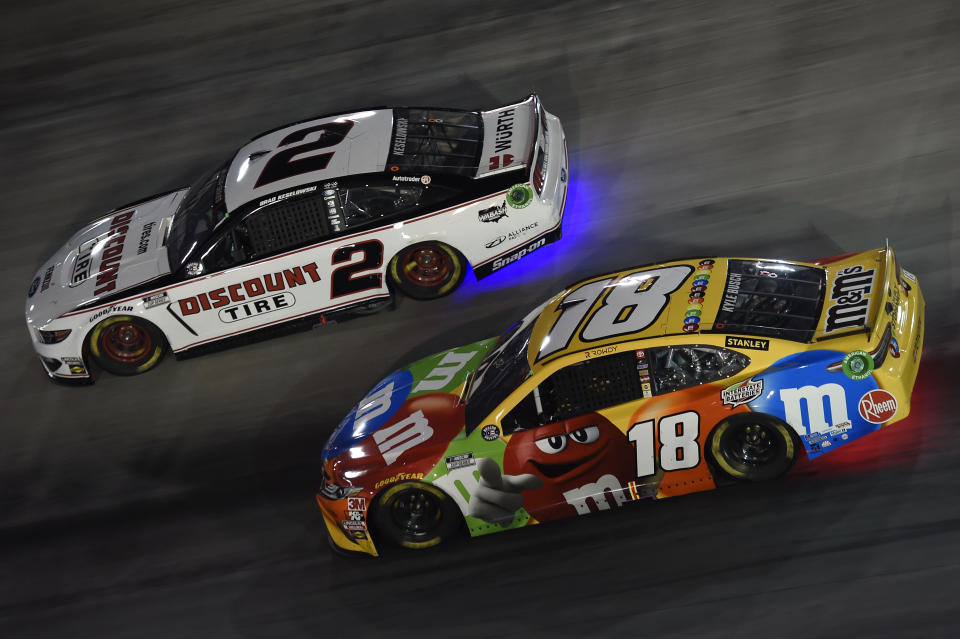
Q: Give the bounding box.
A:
[649,346,749,395]
[340,179,456,229]
[502,351,644,434]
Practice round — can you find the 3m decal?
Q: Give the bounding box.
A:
[721,378,763,408]
[778,383,848,435]
[537,265,692,360]
[627,411,700,477]
[373,410,434,465]
[725,336,769,351]
[824,265,875,333]
[858,389,897,423]
[255,120,354,188]
[176,261,321,317]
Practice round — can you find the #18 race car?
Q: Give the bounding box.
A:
[25,94,568,381]
[317,246,924,556]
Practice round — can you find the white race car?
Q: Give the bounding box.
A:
[25,95,568,381]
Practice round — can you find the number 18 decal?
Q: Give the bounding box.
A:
[627,411,700,477]
[536,265,692,361]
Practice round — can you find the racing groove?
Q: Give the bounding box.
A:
[1,1,959,637]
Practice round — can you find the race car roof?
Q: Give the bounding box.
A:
[224,109,394,213]
[526,256,828,369]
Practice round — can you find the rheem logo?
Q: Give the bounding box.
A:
[858,389,898,424]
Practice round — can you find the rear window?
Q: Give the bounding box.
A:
[387,109,482,176]
[713,260,825,341]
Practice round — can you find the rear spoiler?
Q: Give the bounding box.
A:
[474,94,541,178]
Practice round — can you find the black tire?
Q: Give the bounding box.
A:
[88,315,167,376]
[388,242,466,300]
[708,413,799,481]
[371,481,461,550]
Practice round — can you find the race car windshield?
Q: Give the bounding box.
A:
[167,162,230,270]
[465,320,535,432]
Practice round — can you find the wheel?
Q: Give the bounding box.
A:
[371,482,461,549]
[88,315,167,376]
[708,413,798,481]
[388,242,466,300]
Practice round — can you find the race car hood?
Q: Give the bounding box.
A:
[25,189,187,328]
[321,338,498,485]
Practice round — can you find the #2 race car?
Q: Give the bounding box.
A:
[25,95,568,381]
[317,246,924,556]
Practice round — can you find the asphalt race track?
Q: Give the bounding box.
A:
[2,1,959,636]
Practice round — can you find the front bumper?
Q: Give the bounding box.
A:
[315,494,380,557]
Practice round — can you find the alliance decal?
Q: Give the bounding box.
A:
[176,261,321,318]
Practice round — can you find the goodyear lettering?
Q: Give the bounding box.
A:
[373,472,425,491]
[177,261,321,317]
[494,108,515,153]
[89,305,134,323]
[724,336,769,351]
[93,210,135,295]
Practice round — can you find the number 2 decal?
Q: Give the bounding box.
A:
[627,411,700,477]
[256,120,354,188]
[537,265,692,361]
[331,239,384,298]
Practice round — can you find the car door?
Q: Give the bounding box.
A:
[623,344,753,498]
[168,187,386,350]
[496,350,649,523]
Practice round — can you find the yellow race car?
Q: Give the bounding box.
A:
[317,245,924,556]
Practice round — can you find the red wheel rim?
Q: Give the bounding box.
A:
[402,246,452,288]
[102,322,152,363]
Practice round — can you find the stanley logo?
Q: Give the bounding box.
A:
[725,336,770,351]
